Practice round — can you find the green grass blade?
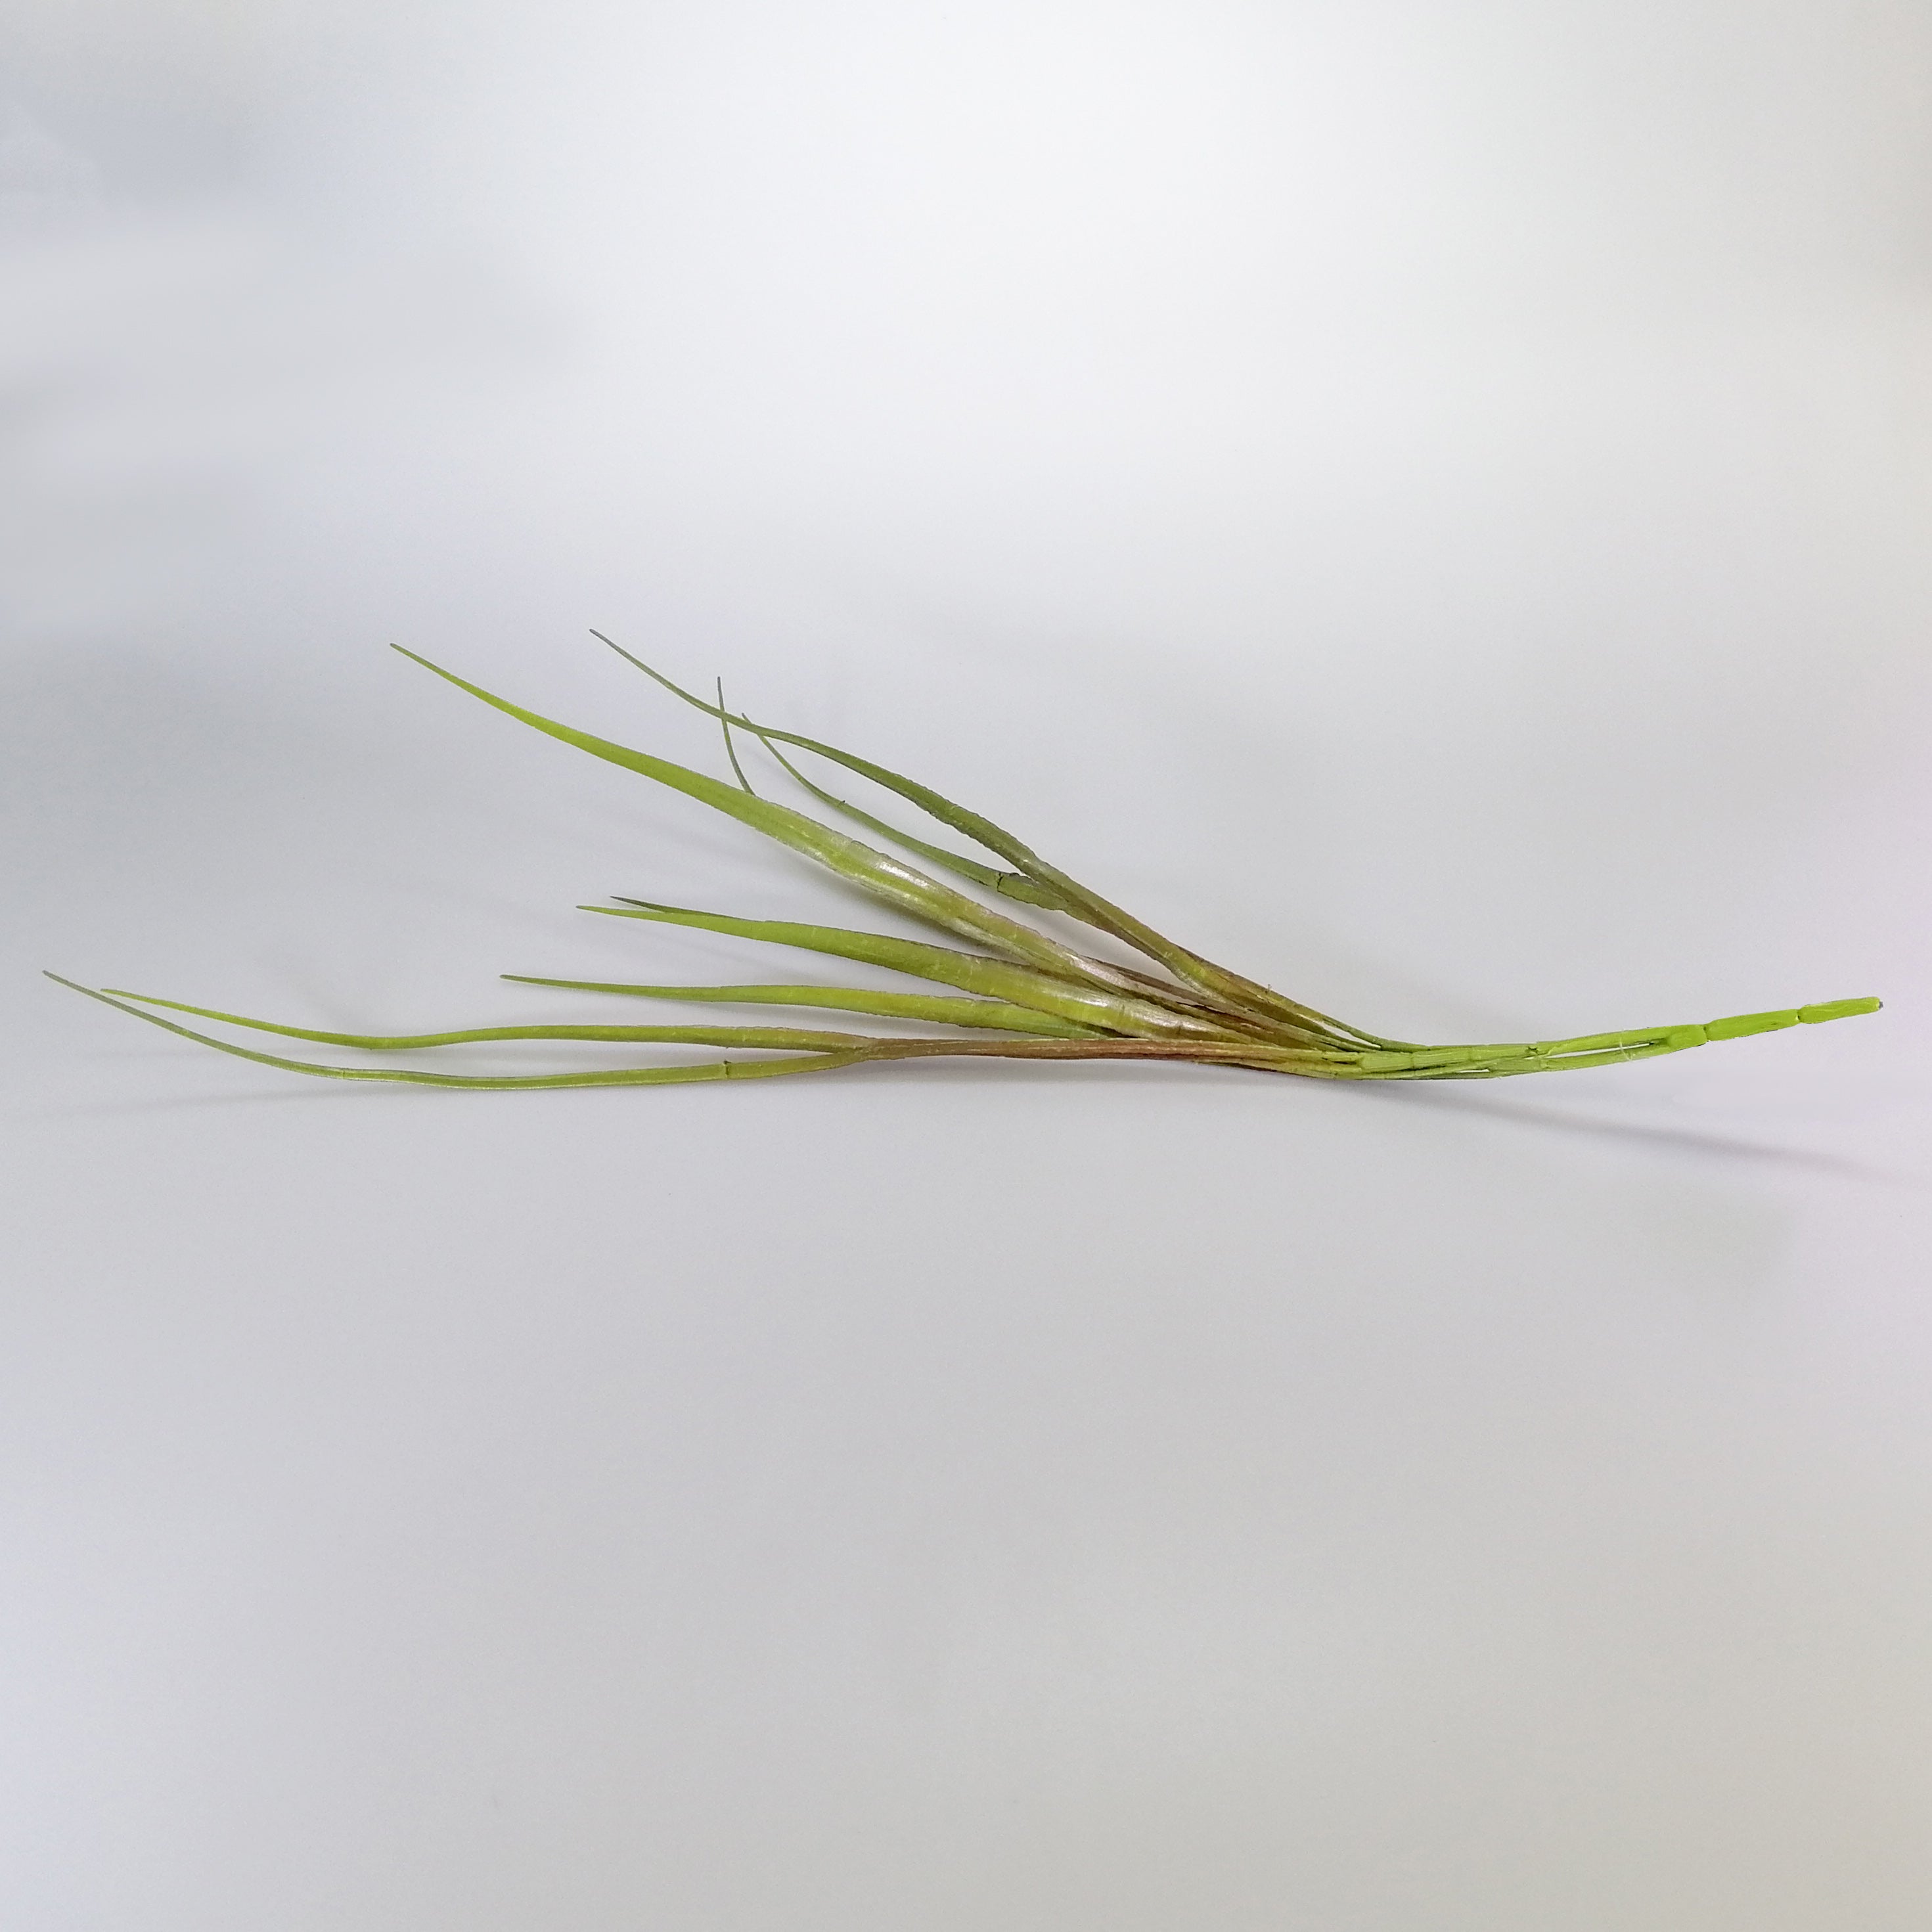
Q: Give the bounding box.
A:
[98,988,874,1052]
[732,1034,1369,1077]
[752,729,1066,909]
[595,631,1085,898]
[716,677,756,795]
[45,976,872,1088]
[590,633,1399,1047]
[391,646,1130,992]
[587,900,1242,1040]
[55,972,1877,1092]
[500,976,1109,1038]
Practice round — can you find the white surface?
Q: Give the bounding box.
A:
[5,5,1931,1927]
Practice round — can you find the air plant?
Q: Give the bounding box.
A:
[50,639,1880,1092]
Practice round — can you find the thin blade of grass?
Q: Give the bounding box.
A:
[710,719,1289,1038]
[717,677,755,795]
[587,900,1242,1040]
[99,988,875,1052]
[391,646,1133,993]
[591,633,1403,1047]
[62,974,1868,1090]
[752,729,1065,908]
[737,719,1331,1043]
[45,976,871,1088]
[501,976,1109,1038]
[740,1034,1368,1076]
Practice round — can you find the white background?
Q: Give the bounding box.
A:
[5,4,1931,1926]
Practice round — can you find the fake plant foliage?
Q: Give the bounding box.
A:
[51,640,1880,1090]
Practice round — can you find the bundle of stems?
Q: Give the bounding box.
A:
[51,640,1880,1092]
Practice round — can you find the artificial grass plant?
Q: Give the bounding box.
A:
[51,639,1881,1090]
